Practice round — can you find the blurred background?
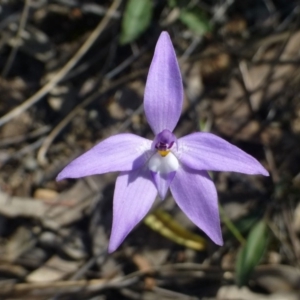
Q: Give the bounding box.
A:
[0,0,300,299]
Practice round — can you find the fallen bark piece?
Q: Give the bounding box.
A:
[0,180,100,230]
[217,285,299,300]
[0,278,108,297]
[26,255,82,283]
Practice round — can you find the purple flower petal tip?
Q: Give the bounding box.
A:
[216,237,224,246]
[56,172,66,182]
[261,168,269,177]
[151,171,176,200]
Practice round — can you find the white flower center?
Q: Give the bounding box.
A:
[148,152,179,174]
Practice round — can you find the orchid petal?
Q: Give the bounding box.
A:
[109,167,157,252]
[177,133,269,176]
[144,32,183,134]
[57,134,152,181]
[151,171,176,200]
[170,167,223,245]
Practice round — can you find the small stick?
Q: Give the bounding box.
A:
[2,0,31,77]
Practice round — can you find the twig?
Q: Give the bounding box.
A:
[0,137,46,167]
[117,104,144,133]
[211,0,235,23]
[0,125,50,147]
[81,3,121,18]
[276,4,300,32]
[264,146,279,183]
[239,60,255,113]
[152,286,199,300]
[47,249,108,300]
[180,36,202,62]
[105,47,146,79]
[267,220,295,263]
[282,207,300,262]
[70,250,108,281]
[0,0,122,128]
[0,277,138,297]
[1,0,31,77]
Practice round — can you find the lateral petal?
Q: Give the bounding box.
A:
[170,167,223,246]
[109,168,157,252]
[144,32,183,134]
[177,133,269,175]
[57,134,152,180]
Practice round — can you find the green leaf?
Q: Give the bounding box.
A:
[179,8,212,35]
[168,0,177,8]
[167,0,187,8]
[234,215,260,234]
[120,0,153,45]
[236,220,269,287]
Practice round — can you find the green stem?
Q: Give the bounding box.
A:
[219,204,246,245]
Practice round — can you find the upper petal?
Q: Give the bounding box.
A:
[170,167,223,246]
[177,133,269,176]
[57,134,152,181]
[109,168,157,252]
[144,32,183,134]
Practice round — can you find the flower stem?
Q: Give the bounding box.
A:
[219,204,246,245]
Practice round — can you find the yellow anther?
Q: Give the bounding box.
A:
[158,150,169,157]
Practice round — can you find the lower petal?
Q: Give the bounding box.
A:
[151,171,176,200]
[109,167,157,253]
[170,167,223,246]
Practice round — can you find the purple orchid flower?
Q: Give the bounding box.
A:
[57,32,269,253]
